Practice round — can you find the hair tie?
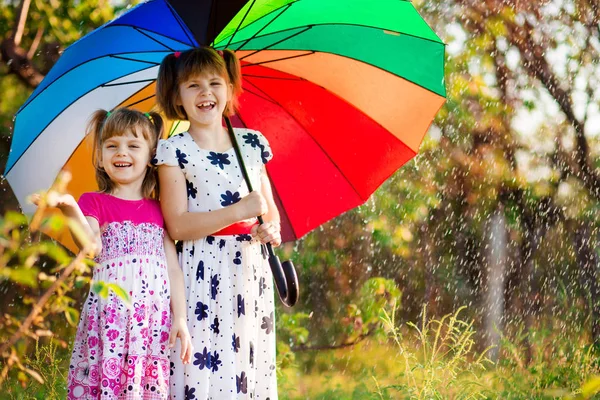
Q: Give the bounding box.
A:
[173,51,181,58]
[217,50,224,58]
[144,112,153,122]
[106,111,112,117]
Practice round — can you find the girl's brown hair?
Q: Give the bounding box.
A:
[87,108,164,199]
[156,47,242,120]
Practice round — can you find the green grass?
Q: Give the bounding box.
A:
[280,306,600,400]
[3,340,69,400]
[3,308,600,400]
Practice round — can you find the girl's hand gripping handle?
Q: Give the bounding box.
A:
[235,191,268,221]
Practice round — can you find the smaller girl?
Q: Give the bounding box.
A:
[33,108,193,399]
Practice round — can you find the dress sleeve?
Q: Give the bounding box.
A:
[78,192,101,225]
[153,139,179,167]
[255,130,273,164]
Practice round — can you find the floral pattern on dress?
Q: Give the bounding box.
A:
[154,129,277,399]
[67,220,171,400]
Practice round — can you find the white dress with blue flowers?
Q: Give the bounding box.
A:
[154,128,277,400]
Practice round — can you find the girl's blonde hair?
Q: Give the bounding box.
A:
[156,47,242,120]
[86,108,164,199]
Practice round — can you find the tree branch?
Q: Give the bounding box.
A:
[291,329,374,352]
[0,39,44,88]
[0,251,86,360]
[12,0,32,46]
[27,26,44,60]
[457,0,600,201]
[0,0,45,89]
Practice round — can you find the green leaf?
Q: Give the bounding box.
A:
[91,280,109,298]
[75,276,90,289]
[38,241,71,265]
[41,214,66,232]
[5,211,28,227]
[107,283,131,307]
[64,307,80,326]
[9,266,39,288]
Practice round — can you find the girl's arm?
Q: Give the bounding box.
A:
[31,193,102,255]
[251,167,282,247]
[158,165,267,241]
[164,233,193,364]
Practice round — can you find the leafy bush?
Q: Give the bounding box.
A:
[0,173,127,391]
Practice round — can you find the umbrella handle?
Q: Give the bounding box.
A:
[264,241,299,307]
[224,116,299,307]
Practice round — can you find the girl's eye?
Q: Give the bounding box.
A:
[188,83,198,88]
[129,145,140,149]
[107,145,116,148]
[211,82,221,86]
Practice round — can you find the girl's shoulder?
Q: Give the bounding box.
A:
[234,127,261,136]
[235,128,269,145]
[154,133,193,168]
[78,191,106,209]
[161,132,190,146]
[79,192,163,227]
[235,128,272,163]
[79,191,102,201]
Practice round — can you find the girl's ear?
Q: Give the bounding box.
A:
[228,83,233,101]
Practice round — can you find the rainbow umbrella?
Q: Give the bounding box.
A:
[6,0,445,247]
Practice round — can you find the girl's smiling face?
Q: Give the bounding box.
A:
[99,128,152,189]
[178,71,231,126]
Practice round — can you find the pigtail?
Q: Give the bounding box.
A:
[86,109,113,192]
[147,111,165,141]
[222,49,242,116]
[142,111,165,200]
[157,53,186,120]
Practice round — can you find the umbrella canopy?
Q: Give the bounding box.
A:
[6,0,446,246]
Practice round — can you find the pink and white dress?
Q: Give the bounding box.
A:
[67,192,171,400]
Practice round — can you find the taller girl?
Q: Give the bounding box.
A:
[155,47,280,399]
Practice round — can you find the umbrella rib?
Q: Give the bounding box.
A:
[103,78,155,87]
[106,24,197,48]
[248,48,444,97]
[20,34,185,113]
[242,74,303,81]
[164,1,197,46]
[169,120,183,137]
[225,0,257,48]
[243,78,283,105]
[110,55,160,66]
[239,26,312,61]
[234,3,294,52]
[7,71,159,175]
[227,22,445,48]
[241,86,279,106]
[240,51,314,68]
[243,79,367,202]
[122,93,155,109]
[213,2,295,49]
[132,26,176,52]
